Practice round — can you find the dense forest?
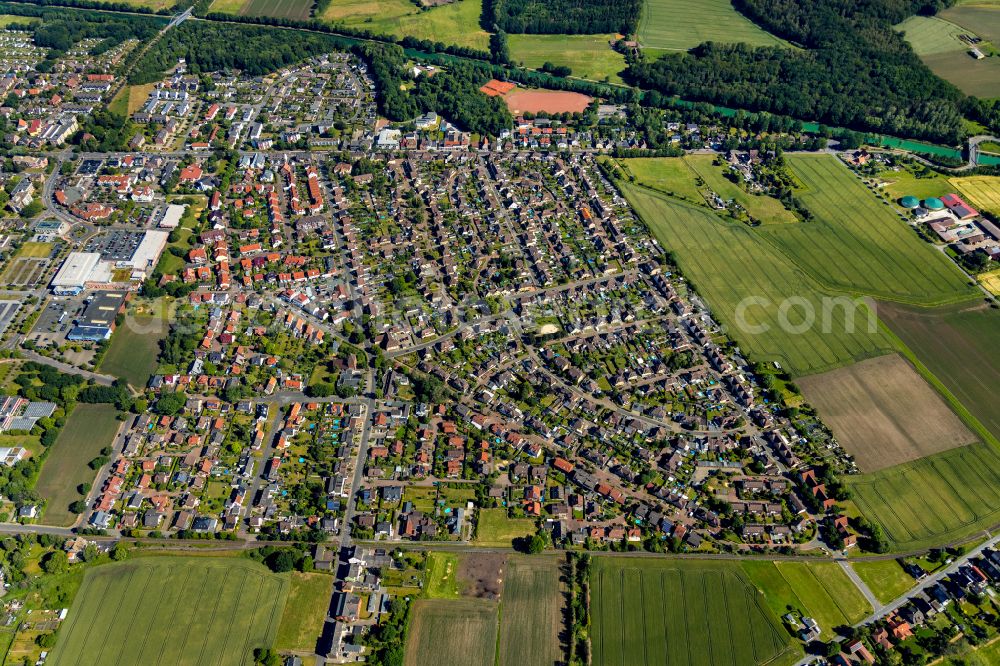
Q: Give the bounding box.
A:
[355,43,512,136]
[481,0,641,34]
[627,0,969,143]
[128,23,351,83]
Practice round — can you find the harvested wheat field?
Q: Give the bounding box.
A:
[798,353,976,472]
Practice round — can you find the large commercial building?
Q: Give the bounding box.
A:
[49,252,112,295]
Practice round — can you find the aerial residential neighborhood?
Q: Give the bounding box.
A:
[0,1,997,666]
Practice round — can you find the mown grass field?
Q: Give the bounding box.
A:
[499,557,562,666]
[320,0,489,51]
[99,315,168,388]
[475,508,536,547]
[35,404,120,527]
[897,15,970,55]
[15,242,52,258]
[950,175,1000,214]
[424,551,460,598]
[591,558,799,666]
[742,561,871,639]
[618,158,705,204]
[621,182,898,377]
[508,34,626,84]
[776,155,973,306]
[847,443,1000,551]
[850,560,916,605]
[405,598,497,666]
[638,0,787,51]
[274,572,331,652]
[0,14,40,27]
[48,557,288,666]
[880,167,953,201]
[878,299,1000,443]
[798,354,976,472]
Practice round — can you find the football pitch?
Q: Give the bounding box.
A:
[48,557,288,666]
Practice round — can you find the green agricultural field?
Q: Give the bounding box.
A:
[475,508,536,547]
[775,155,974,306]
[425,551,460,598]
[591,558,800,666]
[897,15,969,55]
[35,404,120,527]
[499,557,562,666]
[320,0,490,51]
[850,560,916,605]
[242,0,313,20]
[847,443,1000,551]
[621,182,898,377]
[878,299,1000,443]
[48,557,288,666]
[99,315,169,388]
[638,0,787,51]
[508,34,626,84]
[405,598,497,666]
[742,561,871,639]
[274,572,331,652]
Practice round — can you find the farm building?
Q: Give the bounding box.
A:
[924,197,945,211]
[900,195,920,209]
[941,193,979,220]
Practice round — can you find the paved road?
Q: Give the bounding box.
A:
[838,559,883,614]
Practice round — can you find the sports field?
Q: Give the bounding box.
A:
[48,557,288,666]
[405,598,498,666]
[850,560,916,605]
[475,508,536,546]
[508,34,626,84]
[878,299,1000,442]
[621,182,898,377]
[591,558,799,666]
[274,572,331,652]
[99,315,168,388]
[847,443,1000,550]
[950,175,1000,214]
[320,0,490,50]
[638,0,787,51]
[798,354,976,472]
[742,561,871,638]
[35,404,120,527]
[776,155,973,306]
[498,557,562,666]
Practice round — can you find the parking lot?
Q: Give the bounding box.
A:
[0,300,21,336]
[85,230,144,262]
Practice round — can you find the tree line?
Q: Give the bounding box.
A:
[626,0,970,144]
[481,0,641,34]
